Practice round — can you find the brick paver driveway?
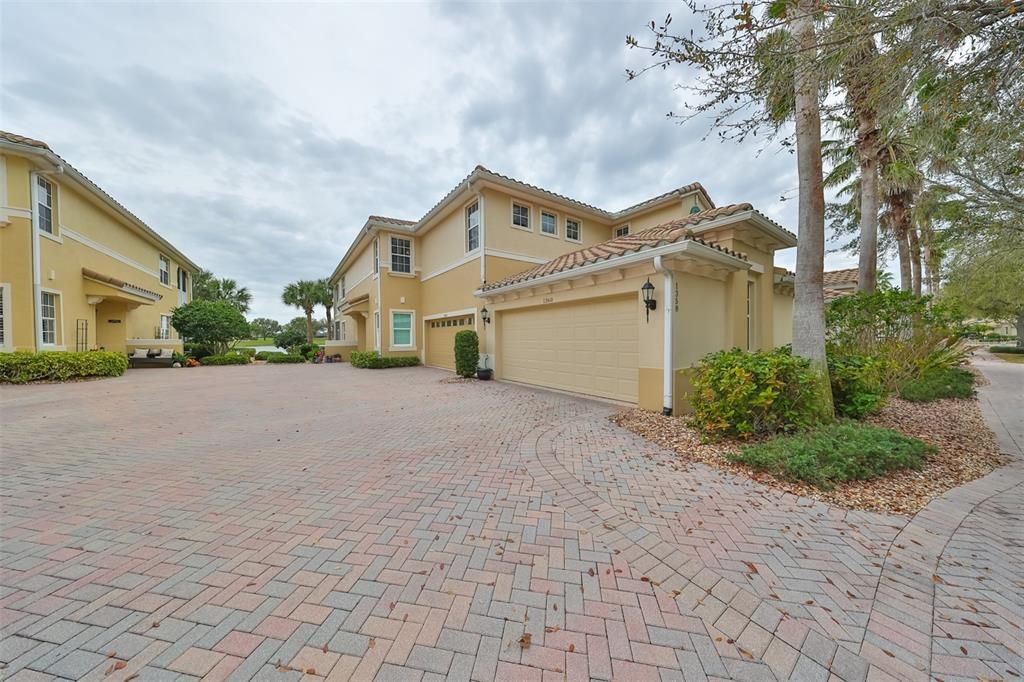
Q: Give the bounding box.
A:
[1,364,1020,681]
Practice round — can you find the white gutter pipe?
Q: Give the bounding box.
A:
[653,255,674,416]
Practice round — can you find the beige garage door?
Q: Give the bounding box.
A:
[426,314,476,370]
[500,295,639,402]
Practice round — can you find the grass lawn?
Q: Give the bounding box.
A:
[237,338,326,347]
[993,352,1024,364]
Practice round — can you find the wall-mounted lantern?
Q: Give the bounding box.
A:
[481,306,491,325]
[641,279,657,322]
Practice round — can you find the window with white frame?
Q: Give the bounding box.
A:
[176,267,188,293]
[566,217,581,242]
[0,284,9,348]
[334,320,341,340]
[159,314,171,340]
[159,255,170,285]
[511,202,530,230]
[340,320,347,340]
[541,211,557,236]
[615,225,629,238]
[37,177,54,235]
[374,311,380,349]
[465,201,480,252]
[391,311,413,347]
[391,237,412,273]
[340,276,346,298]
[373,239,379,274]
[41,291,58,345]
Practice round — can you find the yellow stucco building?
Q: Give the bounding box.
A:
[328,166,796,415]
[0,132,199,354]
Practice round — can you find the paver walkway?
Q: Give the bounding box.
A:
[0,362,1020,681]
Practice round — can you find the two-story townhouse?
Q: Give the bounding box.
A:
[0,131,199,354]
[327,165,796,414]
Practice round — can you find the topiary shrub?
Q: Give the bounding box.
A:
[689,347,821,440]
[0,351,128,384]
[898,366,976,402]
[990,345,1024,354]
[199,353,250,366]
[827,352,888,419]
[226,347,256,358]
[265,353,306,364]
[454,330,479,378]
[254,350,285,361]
[350,350,420,369]
[728,422,933,489]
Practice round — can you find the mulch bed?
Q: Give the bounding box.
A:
[609,396,1008,516]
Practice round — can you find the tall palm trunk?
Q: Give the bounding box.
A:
[325,305,334,341]
[845,35,880,294]
[908,224,923,296]
[790,0,834,418]
[304,307,314,343]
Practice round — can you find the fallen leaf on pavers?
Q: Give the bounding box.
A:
[105,651,117,658]
[368,638,376,649]
[743,561,759,575]
[883,650,895,658]
[545,626,560,633]
[389,602,396,611]
[150,621,160,629]
[305,669,316,675]
[932,575,945,584]
[738,648,754,660]
[568,644,575,652]
[640,577,650,583]
[519,634,532,649]
[105,661,127,675]
[322,644,328,653]
[587,568,595,577]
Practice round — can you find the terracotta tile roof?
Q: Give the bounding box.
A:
[0,131,50,150]
[480,204,752,292]
[82,267,162,301]
[368,215,416,226]
[824,287,853,302]
[823,268,859,286]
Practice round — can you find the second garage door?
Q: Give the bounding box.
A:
[499,295,639,402]
[425,314,476,370]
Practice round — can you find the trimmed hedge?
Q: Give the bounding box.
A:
[990,345,1024,354]
[689,347,821,439]
[254,350,285,360]
[199,353,250,366]
[454,330,480,378]
[226,347,256,358]
[350,351,420,369]
[728,422,933,490]
[0,351,128,384]
[265,353,306,364]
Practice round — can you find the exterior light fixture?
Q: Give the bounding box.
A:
[641,278,657,322]
[481,306,491,325]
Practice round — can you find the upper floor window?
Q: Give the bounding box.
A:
[37,177,54,235]
[465,201,480,252]
[615,225,629,238]
[391,237,412,273]
[176,267,188,292]
[541,211,558,236]
[373,239,379,274]
[566,218,581,242]
[159,255,170,285]
[512,202,531,230]
[340,276,346,298]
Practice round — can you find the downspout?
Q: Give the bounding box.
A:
[653,256,674,416]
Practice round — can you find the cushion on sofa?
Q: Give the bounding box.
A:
[131,348,149,358]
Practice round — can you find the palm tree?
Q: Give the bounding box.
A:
[192,269,253,313]
[281,280,321,343]
[315,279,334,340]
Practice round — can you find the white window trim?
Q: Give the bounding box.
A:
[374,310,381,351]
[389,235,414,275]
[510,200,532,232]
[465,199,481,254]
[389,309,416,350]
[35,176,59,240]
[614,224,630,238]
[39,287,65,349]
[159,254,171,287]
[539,209,559,238]
[372,238,380,275]
[565,216,583,243]
[0,282,12,351]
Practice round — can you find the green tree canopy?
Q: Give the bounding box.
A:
[192,269,253,314]
[249,317,281,339]
[171,300,250,355]
[281,280,325,343]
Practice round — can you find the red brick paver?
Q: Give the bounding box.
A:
[1,363,1019,680]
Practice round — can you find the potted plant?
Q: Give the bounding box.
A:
[476,354,493,381]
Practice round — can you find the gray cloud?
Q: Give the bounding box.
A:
[0,2,857,320]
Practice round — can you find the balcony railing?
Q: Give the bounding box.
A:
[154,327,173,340]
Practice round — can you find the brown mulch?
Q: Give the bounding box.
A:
[609,397,1008,516]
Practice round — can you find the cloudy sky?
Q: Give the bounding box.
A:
[2,1,856,322]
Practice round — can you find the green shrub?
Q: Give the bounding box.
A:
[0,351,128,384]
[826,290,967,391]
[728,422,933,489]
[226,347,256,358]
[828,352,888,419]
[254,350,285,361]
[171,300,250,355]
[184,342,215,359]
[350,351,420,369]
[689,347,821,440]
[454,330,479,378]
[274,326,307,350]
[199,353,251,366]
[173,352,188,365]
[265,353,306,364]
[990,345,1024,354]
[898,366,975,402]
